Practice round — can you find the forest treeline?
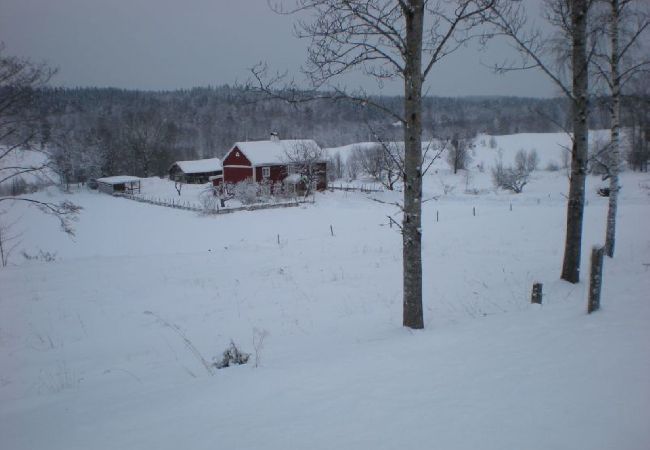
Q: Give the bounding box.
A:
[29,85,633,181]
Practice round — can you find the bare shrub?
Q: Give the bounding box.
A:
[21,249,57,262]
[439,178,456,195]
[492,152,532,194]
[546,160,561,171]
[526,149,539,172]
[327,153,343,181]
[353,143,402,190]
[213,340,250,369]
[0,212,21,267]
[252,328,270,368]
[346,151,361,180]
[232,179,259,205]
[199,186,221,212]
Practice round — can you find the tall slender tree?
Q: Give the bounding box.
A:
[591,0,649,257]
[485,0,592,283]
[261,0,495,328]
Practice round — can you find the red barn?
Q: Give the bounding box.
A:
[217,136,327,190]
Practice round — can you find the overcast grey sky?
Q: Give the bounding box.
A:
[1,0,559,97]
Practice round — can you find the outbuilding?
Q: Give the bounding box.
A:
[169,157,223,184]
[97,176,141,195]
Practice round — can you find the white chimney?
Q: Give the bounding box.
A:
[270,132,279,141]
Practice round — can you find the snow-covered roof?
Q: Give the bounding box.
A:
[172,157,222,174]
[230,139,321,166]
[97,176,141,184]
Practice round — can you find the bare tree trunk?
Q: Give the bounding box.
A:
[402,1,424,329]
[561,0,589,284]
[605,0,621,258]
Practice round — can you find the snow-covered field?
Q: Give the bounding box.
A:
[1,132,649,449]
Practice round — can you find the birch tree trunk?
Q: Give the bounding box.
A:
[402,1,425,329]
[605,0,621,258]
[561,0,590,284]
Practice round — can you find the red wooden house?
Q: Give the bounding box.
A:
[215,136,327,190]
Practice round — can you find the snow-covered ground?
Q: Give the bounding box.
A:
[1,132,649,450]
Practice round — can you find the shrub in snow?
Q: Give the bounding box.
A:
[199,185,231,212]
[545,160,561,172]
[199,187,220,212]
[21,250,57,262]
[232,179,259,205]
[252,328,270,368]
[213,341,250,369]
[492,149,538,194]
[258,179,273,199]
[525,149,539,172]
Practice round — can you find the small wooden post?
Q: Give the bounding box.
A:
[473,206,476,217]
[509,202,512,212]
[588,246,605,314]
[531,282,543,304]
[436,210,439,223]
[330,225,334,236]
[277,234,280,245]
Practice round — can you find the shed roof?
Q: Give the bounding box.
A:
[97,176,140,184]
[172,157,222,174]
[229,139,320,166]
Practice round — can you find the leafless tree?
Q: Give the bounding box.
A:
[327,151,344,181]
[485,0,593,283]
[258,0,496,328]
[591,0,649,257]
[122,108,177,178]
[283,140,326,196]
[446,131,474,174]
[0,45,81,237]
[0,210,21,267]
[355,142,402,190]
[492,149,534,193]
[624,77,649,171]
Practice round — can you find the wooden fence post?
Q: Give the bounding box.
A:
[531,282,543,304]
[330,225,334,236]
[588,246,605,314]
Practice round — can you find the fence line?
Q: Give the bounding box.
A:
[328,183,384,193]
[115,193,311,215]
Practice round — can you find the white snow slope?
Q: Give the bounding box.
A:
[1,132,649,450]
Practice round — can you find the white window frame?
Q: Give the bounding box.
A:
[262,166,271,179]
